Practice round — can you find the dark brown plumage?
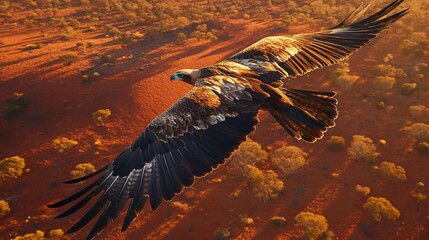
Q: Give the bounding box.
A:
[48,1,408,239]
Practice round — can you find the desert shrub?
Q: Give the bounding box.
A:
[326,136,345,150]
[240,215,254,225]
[295,212,328,239]
[355,184,370,197]
[401,123,429,141]
[401,82,417,95]
[229,139,267,173]
[3,92,28,118]
[23,43,43,51]
[100,54,113,63]
[214,229,230,240]
[411,193,427,204]
[271,146,308,175]
[12,230,45,240]
[372,76,396,92]
[383,54,393,63]
[409,105,426,119]
[364,197,400,222]
[417,142,429,154]
[175,32,186,45]
[61,26,77,40]
[243,13,250,20]
[374,64,407,78]
[348,135,379,162]
[52,137,78,153]
[270,216,287,225]
[71,163,95,179]
[244,164,283,202]
[378,162,406,182]
[170,201,189,212]
[0,200,10,217]
[0,156,25,184]
[92,109,111,126]
[332,61,359,89]
[59,53,78,65]
[48,229,64,239]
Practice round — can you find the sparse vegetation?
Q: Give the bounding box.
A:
[92,109,111,126]
[348,135,379,162]
[271,146,308,175]
[0,200,11,218]
[401,82,417,95]
[332,61,359,89]
[417,142,429,154]
[52,137,78,153]
[3,92,28,118]
[229,139,268,173]
[59,53,78,65]
[378,161,407,182]
[244,164,283,202]
[12,229,65,240]
[411,192,427,205]
[364,197,400,222]
[355,184,370,197]
[409,105,426,119]
[295,211,329,240]
[326,136,345,150]
[401,123,429,141]
[71,163,95,179]
[270,216,287,225]
[372,76,396,92]
[0,156,25,184]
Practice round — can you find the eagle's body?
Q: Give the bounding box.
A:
[49,1,408,239]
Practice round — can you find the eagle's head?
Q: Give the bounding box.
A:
[170,69,199,84]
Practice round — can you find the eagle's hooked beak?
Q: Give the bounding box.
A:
[170,72,182,81]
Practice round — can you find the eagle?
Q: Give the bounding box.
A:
[48,1,407,239]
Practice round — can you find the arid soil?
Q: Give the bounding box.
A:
[1,11,428,240]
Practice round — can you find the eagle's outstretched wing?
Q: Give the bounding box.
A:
[48,77,264,240]
[229,0,408,81]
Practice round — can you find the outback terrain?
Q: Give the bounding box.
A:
[0,0,428,239]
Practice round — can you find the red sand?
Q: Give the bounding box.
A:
[1,15,428,240]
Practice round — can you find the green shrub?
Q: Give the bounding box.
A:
[270,216,287,225]
[401,82,417,95]
[364,197,400,222]
[48,229,64,239]
[378,162,407,182]
[92,109,111,126]
[175,32,187,45]
[271,146,308,175]
[59,53,78,64]
[326,136,345,150]
[12,230,45,240]
[401,123,429,141]
[0,200,10,217]
[3,92,28,118]
[409,105,426,119]
[71,163,95,179]
[229,139,267,173]
[52,137,78,153]
[295,212,328,239]
[411,192,427,204]
[417,142,429,154]
[0,156,25,184]
[374,64,407,78]
[348,135,379,162]
[244,164,283,202]
[373,76,396,92]
[355,184,370,196]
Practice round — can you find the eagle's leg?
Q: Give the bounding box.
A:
[261,84,338,142]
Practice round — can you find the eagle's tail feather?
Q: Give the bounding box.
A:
[265,88,338,142]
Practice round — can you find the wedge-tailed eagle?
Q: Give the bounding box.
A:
[49,0,408,239]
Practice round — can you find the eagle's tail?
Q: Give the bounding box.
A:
[264,87,338,142]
